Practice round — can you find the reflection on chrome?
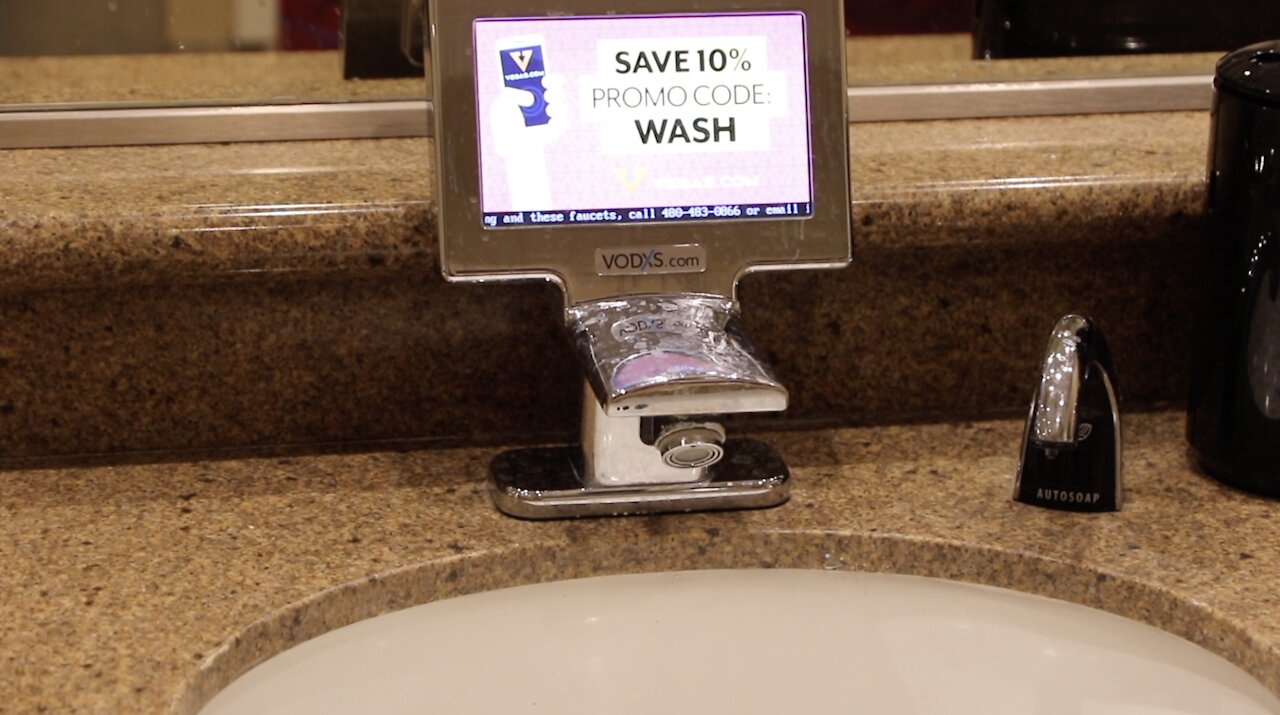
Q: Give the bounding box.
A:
[489,294,793,519]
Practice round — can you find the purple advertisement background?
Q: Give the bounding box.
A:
[473,13,811,217]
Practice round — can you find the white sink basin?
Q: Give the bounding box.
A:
[200,570,1280,714]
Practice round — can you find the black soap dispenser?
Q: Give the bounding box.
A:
[1015,315,1122,512]
[1188,41,1280,497]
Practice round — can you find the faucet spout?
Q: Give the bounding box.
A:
[568,293,786,489]
[487,293,792,518]
[566,294,787,416]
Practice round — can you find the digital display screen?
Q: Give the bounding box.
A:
[472,13,813,228]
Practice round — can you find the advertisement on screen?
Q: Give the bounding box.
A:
[473,13,813,228]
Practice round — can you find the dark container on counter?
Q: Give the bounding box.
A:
[1188,40,1280,497]
[973,0,1280,59]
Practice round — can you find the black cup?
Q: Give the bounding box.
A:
[1188,40,1280,496]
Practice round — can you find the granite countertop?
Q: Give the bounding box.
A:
[0,110,1208,293]
[0,51,426,108]
[0,107,1214,467]
[4,411,1279,714]
[0,39,1255,715]
[0,38,1215,108]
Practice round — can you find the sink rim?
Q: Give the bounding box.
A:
[170,530,1280,715]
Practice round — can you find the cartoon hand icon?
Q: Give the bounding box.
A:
[489,74,569,211]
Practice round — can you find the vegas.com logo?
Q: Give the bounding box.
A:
[595,245,706,276]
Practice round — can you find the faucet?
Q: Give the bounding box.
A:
[1014,315,1122,512]
[491,294,792,518]
[426,0,853,518]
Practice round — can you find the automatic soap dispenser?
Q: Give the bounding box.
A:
[427,0,852,518]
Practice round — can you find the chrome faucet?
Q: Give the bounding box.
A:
[1014,315,1122,511]
[491,294,792,518]
[426,0,853,518]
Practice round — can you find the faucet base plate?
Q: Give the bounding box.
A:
[489,439,789,520]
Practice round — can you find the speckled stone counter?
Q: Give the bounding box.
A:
[0,112,1209,460]
[0,51,425,107]
[845,35,1217,84]
[0,31,1254,715]
[3,411,1279,714]
[0,40,1216,108]
[0,111,1206,290]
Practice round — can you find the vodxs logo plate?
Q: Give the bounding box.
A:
[595,245,706,276]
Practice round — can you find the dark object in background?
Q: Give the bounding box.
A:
[283,0,342,50]
[341,0,425,79]
[1014,315,1122,513]
[974,0,1280,58]
[845,0,971,35]
[1188,41,1280,497]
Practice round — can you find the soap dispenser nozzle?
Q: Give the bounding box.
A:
[1014,315,1122,512]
